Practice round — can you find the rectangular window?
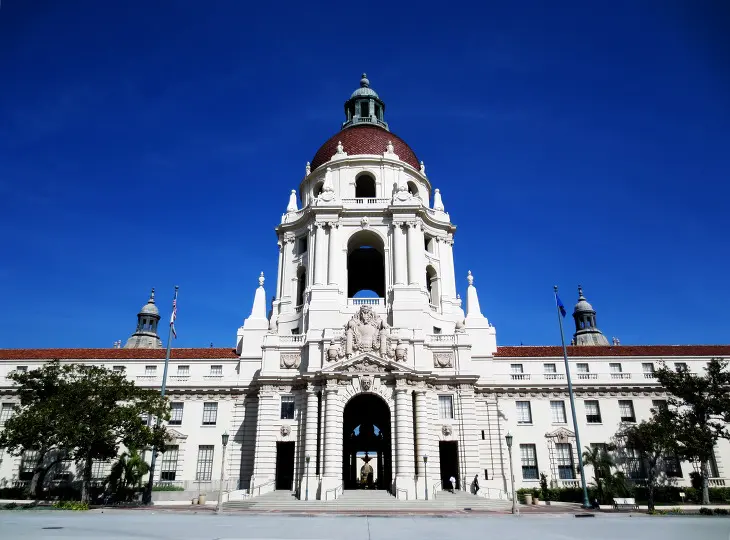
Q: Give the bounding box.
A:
[520,444,538,480]
[642,362,654,373]
[556,443,575,479]
[626,448,646,479]
[585,400,602,423]
[20,449,38,481]
[674,362,688,372]
[609,363,622,373]
[177,365,190,377]
[209,365,223,377]
[112,365,125,372]
[298,237,307,254]
[438,395,454,419]
[202,402,218,425]
[619,400,636,422]
[160,445,179,481]
[91,460,109,480]
[145,365,157,376]
[0,403,14,426]
[550,400,567,424]
[510,364,524,374]
[484,468,489,480]
[481,430,485,440]
[516,401,532,424]
[543,363,557,373]
[169,402,184,425]
[652,399,668,412]
[664,454,682,478]
[280,395,295,420]
[195,445,214,482]
[576,363,589,373]
[15,366,28,373]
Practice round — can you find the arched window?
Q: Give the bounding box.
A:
[426,265,439,306]
[296,267,307,307]
[313,181,324,199]
[407,181,419,198]
[355,174,376,198]
[347,231,385,298]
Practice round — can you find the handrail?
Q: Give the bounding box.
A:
[396,487,408,500]
[250,478,276,497]
[476,487,508,500]
[325,483,343,500]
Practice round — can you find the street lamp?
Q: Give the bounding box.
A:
[505,432,516,514]
[216,432,230,513]
[305,454,311,501]
[423,455,428,500]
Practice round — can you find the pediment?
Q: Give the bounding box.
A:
[544,427,575,441]
[322,353,414,374]
[166,428,188,441]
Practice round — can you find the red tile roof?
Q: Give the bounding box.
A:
[311,125,420,171]
[0,348,239,360]
[494,345,730,358]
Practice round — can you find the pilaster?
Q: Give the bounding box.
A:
[394,380,416,499]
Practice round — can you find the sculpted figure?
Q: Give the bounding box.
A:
[345,305,389,357]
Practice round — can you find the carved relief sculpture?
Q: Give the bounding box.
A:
[433,352,454,368]
[345,305,389,358]
[280,353,301,369]
[280,425,291,437]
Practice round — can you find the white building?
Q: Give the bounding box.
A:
[1,75,728,502]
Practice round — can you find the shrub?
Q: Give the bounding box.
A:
[699,507,713,515]
[3,502,18,510]
[52,501,89,511]
[152,485,185,491]
[713,508,729,515]
[0,487,26,499]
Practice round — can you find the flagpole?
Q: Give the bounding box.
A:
[143,285,178,505]
[554,285,590,509]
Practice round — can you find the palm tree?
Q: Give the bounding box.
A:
[582,445,615,503]
[107,449,149,501]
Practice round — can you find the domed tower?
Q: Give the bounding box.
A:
[572,286,609,346]
[124,288,163,349]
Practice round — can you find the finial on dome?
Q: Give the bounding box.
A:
[286,189,298,213]
[258,272,265,287]
[420,161,426,175]
[433,188,445,212]
[386,140,394,154]
[336,141,344,154]
[148,288,155,304]
[305,161,311,175]
[467,270,474,286]
[578,285,585,299]
[360,73,369,87]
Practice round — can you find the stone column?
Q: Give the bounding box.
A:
[394,380,415,498]
[414,388,429,498]
[327,222,338,286]
[323,381,343,480]
[302,385,319,500]
[313,222,327,285]
[406,221,423,287]
[441,235,456,299]
[275,240,284,300]
[250,386,277,494]
[392,221,406,285]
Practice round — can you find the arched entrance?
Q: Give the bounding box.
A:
[342,393,392,490]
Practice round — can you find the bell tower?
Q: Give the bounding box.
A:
[124,288,162,349]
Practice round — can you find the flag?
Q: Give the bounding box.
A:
[556,294,567,318]
[170,298,177,338]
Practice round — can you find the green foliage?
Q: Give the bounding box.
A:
[539,473,549,500]
[582,444,617,503]
[2,502,18,510]
[152,484,185,491]
[714,508,729,515]
[107,450,150,501]
[0,360,170,503]
[689,472,702,490]
[699,507,714,515]
[52,500,89,511]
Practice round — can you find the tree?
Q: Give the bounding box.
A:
[107,449,150,501]
[654,358,730,505]
[614,409,677,512]
[582,444,615,503]
[0,361,170,503]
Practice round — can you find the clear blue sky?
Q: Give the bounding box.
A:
[1,1,728,349]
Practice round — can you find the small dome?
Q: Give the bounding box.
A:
[139,289,160,316]
[573,286,594,313]
[350,73,380,99]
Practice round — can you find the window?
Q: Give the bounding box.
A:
[202,402,218,425]
[145,365,157,376]
[160,445,179,481]
[484,468,489,480]
[609,363,622,373]
[169,402,184,425]
[481,430,485,440]
[664,454,682,478]
[438,395,454,419]
[112,365,125,372]
[625,448,646,479]
[544,363,557,373]
[177,365,190,377]
[91,460,109,480]
[652,399,667,412]
[355,174,376,198]
[209,365,223,377]
[618,400,636,422]
[20,450,38,481]
[556,443,575,479]
[520,444,538,480]
[674,362,688,372]
[585,400,602,423]
[642,363,654,374]
[576,363,589,373]
[432,326,442,334]
[280,396,295,420]
[510,364,524,374]
[298,237,307,254]
[0,403,14,426]
[195,445,214,482]
[550,401,567,424]
[516,401,532,424]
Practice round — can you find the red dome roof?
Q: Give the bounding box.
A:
[311,125,419,171]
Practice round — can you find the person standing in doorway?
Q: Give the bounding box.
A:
[449,476,456,493]
[472,474,480,494]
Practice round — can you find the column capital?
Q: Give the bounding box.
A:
[324,379,339,393]
[313,221,327,229]
[394,379,410,392]
[306,382,320,394]
[282,231,296,244]
[406,220,421,230]
[326,220,340,229]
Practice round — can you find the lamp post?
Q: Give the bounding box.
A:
[305,454,310,501]
[423,455,428,500]
[216,431,230,513]
[506,432,516,515]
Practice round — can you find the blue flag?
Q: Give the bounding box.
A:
[556,295,567,318]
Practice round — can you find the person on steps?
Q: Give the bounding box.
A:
[449,476,456,493]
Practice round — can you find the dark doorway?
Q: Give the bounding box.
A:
[439,441,460,490]
[275,441,295,490]
[342,394,392,491]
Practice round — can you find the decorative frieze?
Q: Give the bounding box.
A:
[433,352,454,368]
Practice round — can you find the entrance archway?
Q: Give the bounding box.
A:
[342,393,392,490]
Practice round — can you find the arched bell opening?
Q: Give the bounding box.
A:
[355,174,376,198]
[426,265,440,307]
[347,231,385,299]
[296,266,307,307]
[342,393,392,491]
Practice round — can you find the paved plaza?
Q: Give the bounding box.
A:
[1,511,729,540]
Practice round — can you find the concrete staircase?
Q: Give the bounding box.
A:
[222,489,512,513]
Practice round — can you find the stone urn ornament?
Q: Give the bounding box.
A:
[395,340,407,362]
[326,340,340,362]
